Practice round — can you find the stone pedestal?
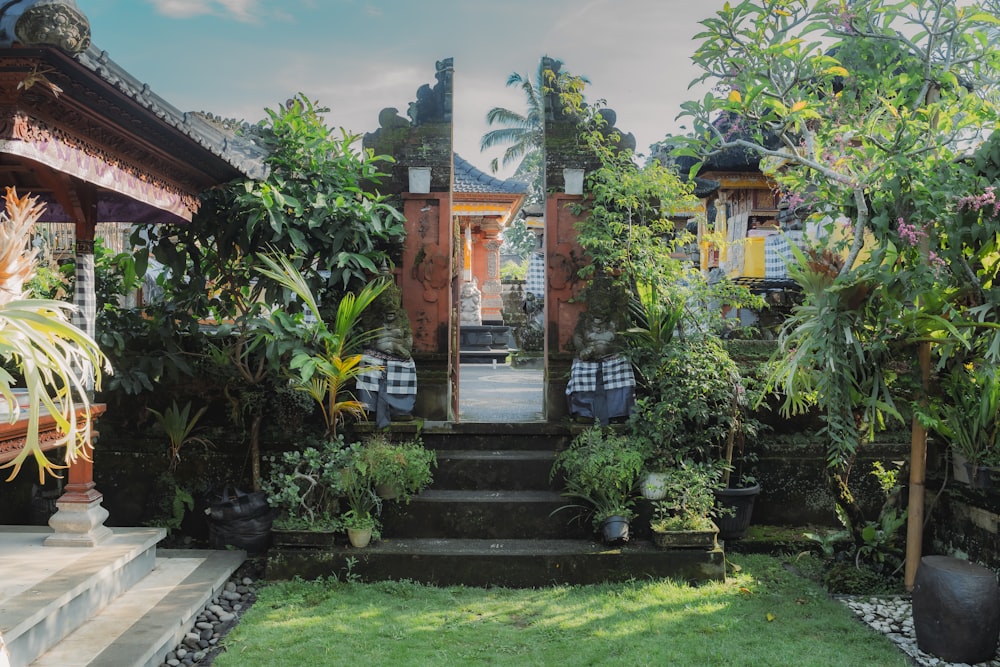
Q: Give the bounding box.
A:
[912,555,1000,663]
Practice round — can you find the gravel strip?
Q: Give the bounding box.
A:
[156,572,258,667]
[841,595,1000,667]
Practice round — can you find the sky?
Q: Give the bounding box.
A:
[77,0,732,178]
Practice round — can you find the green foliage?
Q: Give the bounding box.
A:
[145,473,194,536]
[356,433,436,503]
[573,104,699,290]
[628,335,746,468]
[649,460,723,532]
[920,361,1000,466]
[146,400,213,471]
[133,94,405,326]
[499,259,527,282]
[256,253,389,439]
[263,436,354,530]
[550,427,644,528]
[341,456,382,534]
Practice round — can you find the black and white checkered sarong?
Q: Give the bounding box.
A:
[565,355,635,394]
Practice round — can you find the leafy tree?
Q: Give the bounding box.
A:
[135,94,405,324]
[677,0,1000,543]
[124,95,406,489]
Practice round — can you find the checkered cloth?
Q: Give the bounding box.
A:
[72,252,96,391]
[72,253,96,337]
[765,232,807,279]
[525,250,545,297]
[565,355,636,394]
[357,354,417,428]
[356,355,418,396]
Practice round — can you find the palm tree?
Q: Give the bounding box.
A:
[480,57,589,177]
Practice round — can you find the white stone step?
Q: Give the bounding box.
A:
[31,549,244,667]
[0,526,164,667]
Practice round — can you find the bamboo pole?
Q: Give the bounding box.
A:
[905,340,931,590]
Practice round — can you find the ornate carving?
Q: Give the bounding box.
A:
[408,58,453,125]
[75,238,95,254]
[3,112,199,214]
[14,1,91,54]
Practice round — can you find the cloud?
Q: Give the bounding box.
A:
[145,0,264,22]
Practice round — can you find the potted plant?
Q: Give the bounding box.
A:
[341,452,382,548]
[649,460,723,550]
[627,332,762,537]
[263,436,355,546]
[356,432,436,502]
[550,426,644,545]
[924,360,1000,489]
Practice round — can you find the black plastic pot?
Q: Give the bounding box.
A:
[713,484,761,541]
[600,515,630,545]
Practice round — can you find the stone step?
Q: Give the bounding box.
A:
[381,490,591,540]
[30,549,245,667]
[431,449,557,491]
[267,538,725,587]
[0,526,164,667]
[418,422,574,451]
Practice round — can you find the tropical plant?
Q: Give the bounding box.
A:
[550,426,644,529]
[0,187,109,482]
[341,454,382,535]
[263,436,354,531]
[627,335,748,470]
[356,433,436,503]
[480,58,587,177]
[134,94,405,315]
[146,399,214,471]
[254,252,389,440]
[677,0,1000,552]
[921,361,1000,469]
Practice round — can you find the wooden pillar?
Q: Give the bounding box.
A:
[46,185,110,546]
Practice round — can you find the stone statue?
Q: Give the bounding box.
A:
[361,282,413,360]
[372,308,412,360]
[573,312,618,361]
[357,281,416,427]
[460,280,482,326]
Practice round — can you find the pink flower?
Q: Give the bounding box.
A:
[958,187,1000,218]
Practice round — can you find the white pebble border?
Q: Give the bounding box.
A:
[840,595,1000,667]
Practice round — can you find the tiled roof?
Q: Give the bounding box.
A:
[76,46,269,180]
[453,154,528,195]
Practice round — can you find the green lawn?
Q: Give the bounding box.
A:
[214,554,909,667]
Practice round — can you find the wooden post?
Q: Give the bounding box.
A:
[905,340,931,589]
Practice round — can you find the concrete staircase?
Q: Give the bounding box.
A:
[267,423,726,587]
[0,526,244,667]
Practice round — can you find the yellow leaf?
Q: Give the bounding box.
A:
[728,90,742,103]
[766,613,776,622]
[791,101,807,113]
[825,66,849,78]
[775,8,791,16]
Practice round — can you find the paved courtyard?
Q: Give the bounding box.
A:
[458,363,544,422]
